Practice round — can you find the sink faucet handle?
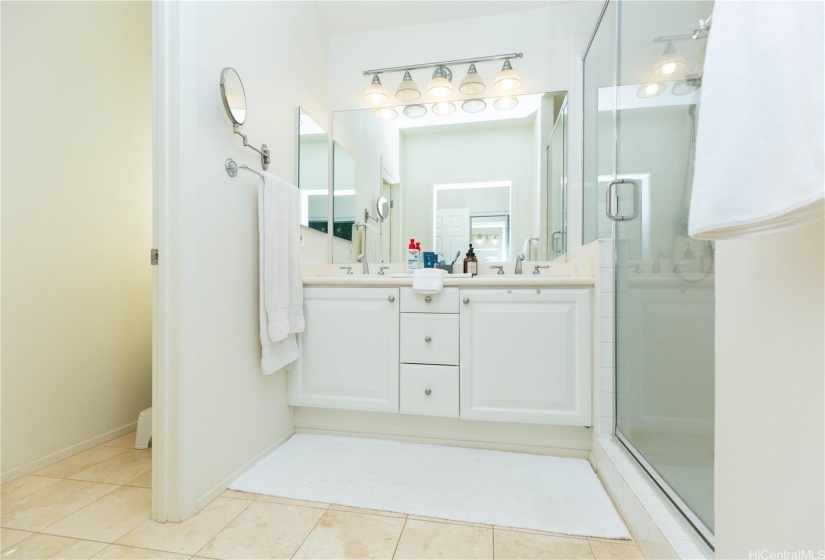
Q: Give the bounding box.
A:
[490,265,505,275]
[339,266,353,275]
[378,266,391,276]
[533,264,550,275]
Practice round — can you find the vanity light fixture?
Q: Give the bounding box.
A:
[374,106,398,120]
[672,74,702,95]
[461,99,487,114]
[459,63,486,95]
[363,75,389,105]
[494,59,521,92]
[403,104,427,118]
[653,42,685,77]
[636,82,666,98]
[493,96,519,111]
[432,101,456,116]
[395,71,421,101]
[427,66,453,98]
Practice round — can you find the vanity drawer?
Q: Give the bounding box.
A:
[400,364,459,418]
[400,314,459,365]
[400,288,459,314]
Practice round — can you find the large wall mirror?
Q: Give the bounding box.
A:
[331,91,568,264]
[297,108,329,234]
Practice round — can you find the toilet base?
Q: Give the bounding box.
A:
[135,407,152,450]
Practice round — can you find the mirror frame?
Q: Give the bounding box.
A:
[376,196,390,220]
[219,67,247,126]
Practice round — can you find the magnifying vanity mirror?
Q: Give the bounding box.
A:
[376,196,390,221]
[330,91,568,264]
[297,108,330,233]
[220,67,270,170]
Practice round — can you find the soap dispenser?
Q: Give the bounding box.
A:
[463,244,478,276]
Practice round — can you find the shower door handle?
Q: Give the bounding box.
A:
[605,178,639,221]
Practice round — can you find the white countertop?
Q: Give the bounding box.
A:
[303,275,594,287]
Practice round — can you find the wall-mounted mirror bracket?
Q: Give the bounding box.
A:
[233,124,270,170]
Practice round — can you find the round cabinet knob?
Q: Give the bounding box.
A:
[463,297,470,304]
[388,295,395,302]
[424,336,432,343]
[424,388,432,396]
[424,295,432,303]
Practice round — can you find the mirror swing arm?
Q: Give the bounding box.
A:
[219,67,270,172]
[232,124,270,171]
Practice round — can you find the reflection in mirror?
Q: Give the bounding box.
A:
[376,196,390,220]
[220,67,247,125]
[332,91,568,264]
[297,108,329,233]
[332,142,356,243]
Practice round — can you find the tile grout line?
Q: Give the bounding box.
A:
[190,497,255,559]
[389,515,408,560]
[289,502,331,560]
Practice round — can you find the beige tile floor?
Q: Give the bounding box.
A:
[1,431,645,559]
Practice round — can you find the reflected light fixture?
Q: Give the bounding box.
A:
[459,63,486,95]
[653,42,685,77]
[363,75,389,105]
[672,75,702,95]
[493,96,519,110]
[427,66,453,98]
[403,104,427,118]
[461,99,487,114]
[636,82,666,98]
[395,71,421,101]
[494,59,521,92]
[374,106,398,120]
[432,101,456,116]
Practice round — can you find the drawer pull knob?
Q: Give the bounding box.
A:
[388,295,395,302]
[424,388,432,396]
[424,295,432,303]
[424,336,432,343]
[463,297,470,304]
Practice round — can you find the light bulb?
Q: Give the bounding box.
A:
[395,71,421,102]
[403,104,427,118]
[432,101,456,116]
[636,82,665,98]
[374,107,397,120]
[493,96,519,111]
[494,59,521,92]
[459,63,486,95]
[653,42,685,77]
[427,66,453,98]
[461,99,487,114]
[363,75,389,105]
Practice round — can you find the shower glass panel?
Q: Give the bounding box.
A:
[587,0,716,545]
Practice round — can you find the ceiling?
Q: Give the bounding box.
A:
[315,1,562,36]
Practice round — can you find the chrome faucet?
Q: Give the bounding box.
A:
[533,264,550,275]
[514,252,526,275]
[378,266,390,276]
[357,253,369,275]
[339,266,353,275]
[653,251,667,274]
[490,265,505,275]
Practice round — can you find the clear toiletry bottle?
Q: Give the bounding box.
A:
[415,242,423,268]
[463,244,478,276]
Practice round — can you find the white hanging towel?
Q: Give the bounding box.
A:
[412,268,447,294]
[689,1,824,240]
[259,172,305,375]
[364,223,381,263]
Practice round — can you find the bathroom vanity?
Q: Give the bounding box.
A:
[289,278,592,427]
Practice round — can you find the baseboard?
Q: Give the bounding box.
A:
[196,429,296,511]
[1,421,138,484]
[294,427,590,460]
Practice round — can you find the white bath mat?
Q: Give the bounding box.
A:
[229,434,630,539]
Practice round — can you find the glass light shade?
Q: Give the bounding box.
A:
[461,99,487,113]
[672,75,701,95]
[432,101,456,116]
[493,96,519,111]
[374,106,398,120]
[395,71,421,102]
[637,82,666,98]
[363,75,389,105]
[494,59,521,92]
[653,42,685,77]
[427,66,452,98]
[459,63,486,95]
[403,104,427,118]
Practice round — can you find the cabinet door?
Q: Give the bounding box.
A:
[289,287,399,412]
[459,289,591,426]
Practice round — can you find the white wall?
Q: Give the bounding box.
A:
[328,2,604,257]
[1,1,152,481]
[156,1,329,519]
[401,122,536,260]
[715,216,825,557]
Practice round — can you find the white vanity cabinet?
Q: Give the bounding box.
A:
[459,289,591,426]
[289,287,400,413]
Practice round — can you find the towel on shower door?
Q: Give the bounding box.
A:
[259,172,305,375]
[689,1,824,240]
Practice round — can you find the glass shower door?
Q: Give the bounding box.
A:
[612,0,716,544]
